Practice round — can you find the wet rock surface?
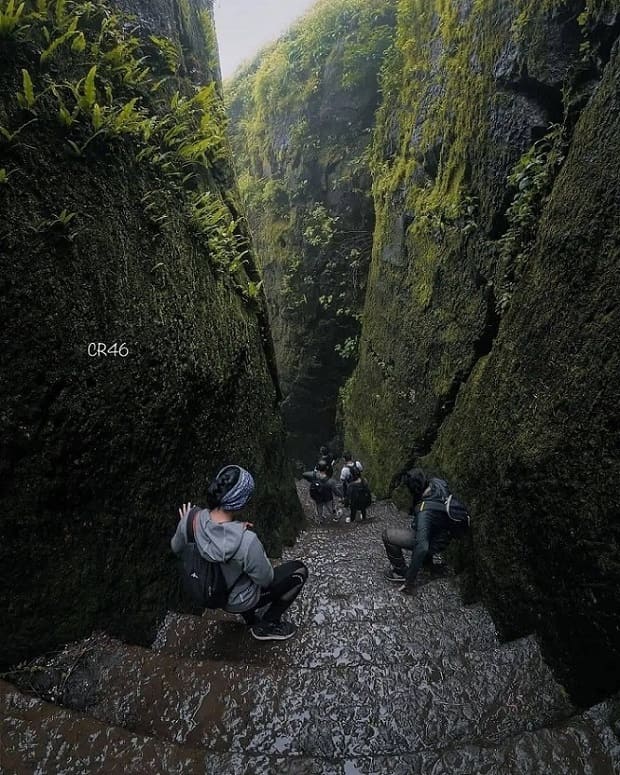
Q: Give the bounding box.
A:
[0,0,301,671]
[1,494,619,773]
[342,0,620,706]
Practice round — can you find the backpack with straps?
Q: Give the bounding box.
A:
[309,473,331,502]
[444,494,471,534]
[179,510,229,609]
[347,462,360,481]
[422,492,471,535]
[352,479,372,509]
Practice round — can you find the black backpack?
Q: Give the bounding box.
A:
[316,456,334,476]
[179,510,229,609]
[309,474,331,502]
[354,479,372,509]
[424,492,471,535]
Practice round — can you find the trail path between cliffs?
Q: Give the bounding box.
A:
[1,484,619,774]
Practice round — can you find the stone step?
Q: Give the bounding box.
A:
[265,555,463,608]
[284,498,409,554]
[285,510,392,536]
[3,678,615,775]
[182,704,620,773]
[153,604,498,666]
[20,633,574,758]
[0,679,208,774]
[296,576,464,619]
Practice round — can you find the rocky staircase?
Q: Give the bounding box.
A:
[1,496,619,774]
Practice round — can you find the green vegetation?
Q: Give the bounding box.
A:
[0,0,302,669]
[496,123,567,312]
[0,0,258,296]
[227,0,395,457]
[339,0,620,704]
[344,0,616,486]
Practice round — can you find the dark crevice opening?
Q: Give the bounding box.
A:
[504,70,565,126]
[488,188,514,240]
[473,283,501,359]
[591,14,620,70]
[406,279,502,466]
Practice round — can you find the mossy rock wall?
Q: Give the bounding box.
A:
[227,0,396,463]
[0,0,302,669]
[344,0,620,703]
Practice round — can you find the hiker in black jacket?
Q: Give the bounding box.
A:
[316,445,336,477]
[302,461,341,522]
[383,468,454,593]
[345,464,372,523]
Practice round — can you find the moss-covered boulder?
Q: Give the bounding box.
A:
[0,0,302,669]
[227,0,395,463]
[344,0,620,703]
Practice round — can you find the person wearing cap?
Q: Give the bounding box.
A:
[171,464,308,641]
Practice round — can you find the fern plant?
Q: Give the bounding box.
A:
[103,98,146,137]
[16,69,37,111]
[0,117,38,144]
[2,0,242,276]
[40,16,79,62]
[497,123,567,313]
[54,0,71,28]
[0,0,26,38]
[0,167,18,184]
[32,208,77,233]
[65,129,104,156]
[149,35,180,74]
[189,191,245,270]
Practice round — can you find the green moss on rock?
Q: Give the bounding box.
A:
[226,0,396,462]
[344,0,620,703]
[0,0,302,669]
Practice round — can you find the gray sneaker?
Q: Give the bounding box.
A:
[383,565,406,583]
[250,620,297,641]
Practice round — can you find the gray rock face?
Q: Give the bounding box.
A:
[114,0,180,37]
[0,0,299,669]
[227,1,396,462]
[344,0,620,704]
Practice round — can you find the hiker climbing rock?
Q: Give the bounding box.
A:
[383,467,470,594]
[302,460,341,522]
[171,465,308,641]
[345,464,372,523]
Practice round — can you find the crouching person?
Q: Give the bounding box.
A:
[171,464,308,641]
[383,468,469,594]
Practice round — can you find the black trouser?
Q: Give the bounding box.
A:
[349,503,367,522]
[382,517,451,583]
[241,560,308,624]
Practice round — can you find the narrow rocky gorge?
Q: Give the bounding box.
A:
[229,0,620,706]
[1,0,619,770]
[227,0,396,462]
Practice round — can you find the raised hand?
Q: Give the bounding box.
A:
[178,502,193,521]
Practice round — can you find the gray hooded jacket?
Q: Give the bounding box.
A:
[171,509,274,613]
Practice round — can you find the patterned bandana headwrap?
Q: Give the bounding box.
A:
[217,465,255,511]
